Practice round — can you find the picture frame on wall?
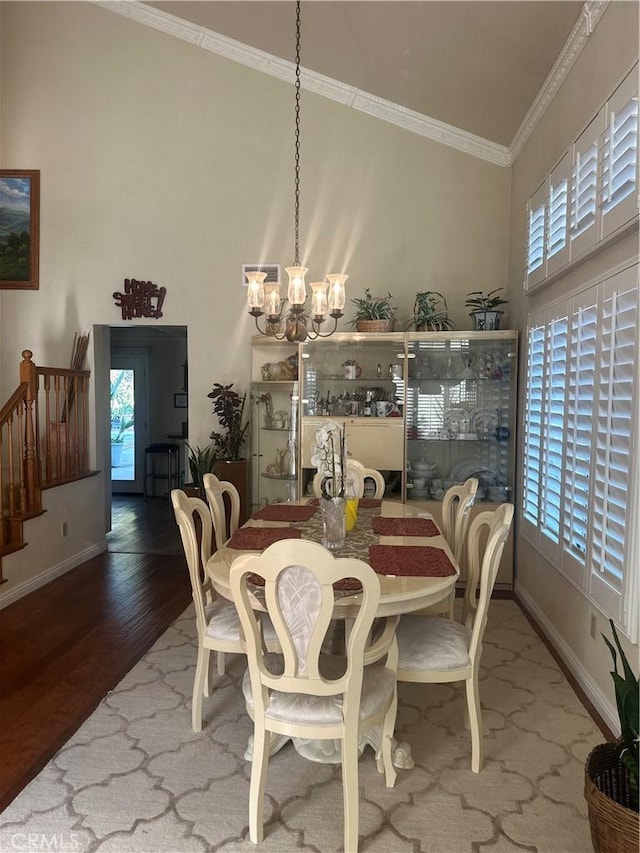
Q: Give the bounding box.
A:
[174,392,188,409]
[0,170,40,290]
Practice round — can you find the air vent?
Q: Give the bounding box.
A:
[242,264,280,286]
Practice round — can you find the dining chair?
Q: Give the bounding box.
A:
[230,538,399,851]
[171,488,248,732]
[311,458,385,499]
[395,502,514,773]
[203,472,240,550]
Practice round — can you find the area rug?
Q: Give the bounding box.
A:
[0,601,602,852]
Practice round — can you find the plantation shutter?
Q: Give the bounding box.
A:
[526,181,547,290]
[600,67,639,240]
[589,268,639,623]
[570,113,602,261]
[522,314,546,531]
[562,287,598,586]
[539,312,568,558]
[547,153,571,275]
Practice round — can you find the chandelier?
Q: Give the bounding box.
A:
[245,0,347,343]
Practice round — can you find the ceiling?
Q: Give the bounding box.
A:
[147,1,584,148]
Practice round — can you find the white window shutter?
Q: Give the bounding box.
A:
[547,153,571,276]
[525,181,548,291]
[589,268,639,624]
[600,66,639,240]
[522,311,547,539]
[570,112,603,261]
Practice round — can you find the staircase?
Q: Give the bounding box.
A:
[0,349,92,579]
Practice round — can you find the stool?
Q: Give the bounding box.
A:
[144,443,180,500]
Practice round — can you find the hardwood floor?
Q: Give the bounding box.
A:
[0,495,190,811]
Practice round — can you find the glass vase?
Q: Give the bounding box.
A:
[320,496,346,551]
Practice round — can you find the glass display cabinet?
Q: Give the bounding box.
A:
[405,331,517,505]
[299,333,406,499]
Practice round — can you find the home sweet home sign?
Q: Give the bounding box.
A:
[113,278,166,320]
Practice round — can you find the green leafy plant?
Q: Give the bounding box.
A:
[406,291,455,330]
[208,382,249,461]
[184,442,216,491]
[349,288,396,324]
[602,618,639,811]
[465,288,508,312]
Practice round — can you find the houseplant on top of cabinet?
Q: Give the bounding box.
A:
[465,288,507,330]
[349,288,396,332]
[584,619,638,853]
[208,382,250,523]
[406,291,455,331]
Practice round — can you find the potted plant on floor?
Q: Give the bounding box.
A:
[584,618,639,852]
[465,288,507,330]
[406,291,455,331]
[184,442,216,494]
[350,288,396,332]
[208,382,250,523]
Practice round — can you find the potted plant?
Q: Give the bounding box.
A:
[584,619,639,852]
[406,291,455,331]
[208,382,250,523]
[465,288,507,330]
[184,442,216,493]
[349,288,396,332]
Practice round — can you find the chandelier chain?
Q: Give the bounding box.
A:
[293,0,301,266]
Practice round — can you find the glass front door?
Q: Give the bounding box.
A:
[111,355,148,492]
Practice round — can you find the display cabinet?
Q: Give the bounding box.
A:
[249,340,299,513]
[298,333,406,499]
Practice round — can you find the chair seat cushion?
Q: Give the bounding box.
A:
[205,599,277,644]
[242,655,395,726]
[397,615,471,672]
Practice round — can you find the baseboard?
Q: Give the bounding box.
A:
[515,581,618,735]
[0,541,108,610]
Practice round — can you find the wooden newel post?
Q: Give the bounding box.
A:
[19,350,42,512]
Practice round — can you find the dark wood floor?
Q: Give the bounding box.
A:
[0,495,190,811]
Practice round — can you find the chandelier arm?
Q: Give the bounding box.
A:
[308,315,342,339]
[253,313,287,341]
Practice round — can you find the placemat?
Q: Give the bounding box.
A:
[251,504,318,522]
[368,545,456,577]
[372,516,439,537]
[227,527,302,550]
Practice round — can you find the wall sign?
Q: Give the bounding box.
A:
[113,278,166,319]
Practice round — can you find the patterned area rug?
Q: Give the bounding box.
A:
[0,601,602,852]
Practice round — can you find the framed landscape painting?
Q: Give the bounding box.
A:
[0,170,40,290]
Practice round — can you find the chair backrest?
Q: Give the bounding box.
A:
[171,488,215,637]
[441,477,479,564]
[230,539,380,724]
[203,472,240,549]
[462,503,514,663]
[360,465,385,499]
[311,459,366,499]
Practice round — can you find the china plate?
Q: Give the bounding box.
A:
[470,408,500,433]
[449,459,498,485]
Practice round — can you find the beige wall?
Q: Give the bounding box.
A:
[508,2,640,729]
[0,1,509,599]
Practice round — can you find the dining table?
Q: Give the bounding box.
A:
[205,496,460,770]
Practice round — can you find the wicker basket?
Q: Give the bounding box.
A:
[355,319,394,333]
[584,741,639,853]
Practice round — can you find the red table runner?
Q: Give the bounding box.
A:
[251,504,318,522]
[227,527,302,550]
[368,545,456,577]
[372,516,439,537]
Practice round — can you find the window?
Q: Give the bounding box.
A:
[525,64,639,292]
[521,263,639,635]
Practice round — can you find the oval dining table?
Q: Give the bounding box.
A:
[205,497,460,770]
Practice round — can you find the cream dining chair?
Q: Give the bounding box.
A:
[230,538,399,852]
[203,472,240,550]
[171,488,247,731]
[395,502,514,773]
[312,458,385,499]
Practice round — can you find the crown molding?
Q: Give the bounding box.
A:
[94,0,510,166]
[94,0,606,169]
[508,0,609,164]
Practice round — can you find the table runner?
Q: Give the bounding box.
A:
[227,527,302,550]
[251,504,318,522]
[368,544,456,577]
[372,516,439,537]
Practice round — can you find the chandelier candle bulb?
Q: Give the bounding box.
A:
[327,273,347,312]
[264,282,282,317]
[310,281,329,317]
[246,270,267,309]
[286,266,308,306]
